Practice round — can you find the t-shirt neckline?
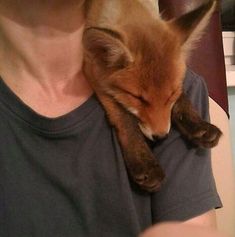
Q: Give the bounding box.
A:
[0,78,100,133]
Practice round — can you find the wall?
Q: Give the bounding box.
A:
[228,87,235,165]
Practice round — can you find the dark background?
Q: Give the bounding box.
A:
[221,0,235,31]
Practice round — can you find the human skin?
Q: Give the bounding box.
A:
[0,0,93,117]
[140,222,228,237]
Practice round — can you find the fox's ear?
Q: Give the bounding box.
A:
[167,0,216,52]
[83,27,133,69]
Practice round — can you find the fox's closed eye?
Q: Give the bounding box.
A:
[130,93,149,105]
[112,85,149,105]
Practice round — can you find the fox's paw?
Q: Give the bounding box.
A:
[128,159,165,193]
[189,122,222,148]
[134,163,165,192]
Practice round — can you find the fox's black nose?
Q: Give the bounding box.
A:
[152,134,168,141]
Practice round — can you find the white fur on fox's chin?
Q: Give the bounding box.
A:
[127,107,139,116]
[138,123,154,141]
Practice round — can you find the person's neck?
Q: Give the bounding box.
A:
[0,1,93,117]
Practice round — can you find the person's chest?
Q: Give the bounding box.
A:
[0,104,152,237]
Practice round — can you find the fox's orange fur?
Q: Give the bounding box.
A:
[82,0,222,192]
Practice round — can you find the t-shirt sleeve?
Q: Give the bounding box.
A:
[150,69,222,223]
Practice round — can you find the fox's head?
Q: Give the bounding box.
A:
[83,1,216,140]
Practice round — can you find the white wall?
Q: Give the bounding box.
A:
[228,88,235,165]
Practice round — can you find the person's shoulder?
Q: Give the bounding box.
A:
[183,68,208,95]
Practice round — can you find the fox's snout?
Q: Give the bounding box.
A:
[139,122,170,141]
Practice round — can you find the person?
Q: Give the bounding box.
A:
[0,1,222,236]
[141,222,228,237]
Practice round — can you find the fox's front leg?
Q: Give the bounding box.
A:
[98,94,165,192]
[172,93,222,148]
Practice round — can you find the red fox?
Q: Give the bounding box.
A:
[82,0,222,192]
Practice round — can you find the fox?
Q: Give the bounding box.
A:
[82,0,222,192]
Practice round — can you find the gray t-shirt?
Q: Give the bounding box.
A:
[0,70,222,237]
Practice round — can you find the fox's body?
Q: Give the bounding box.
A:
[83,0,221,192]
[84,0,187,139]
